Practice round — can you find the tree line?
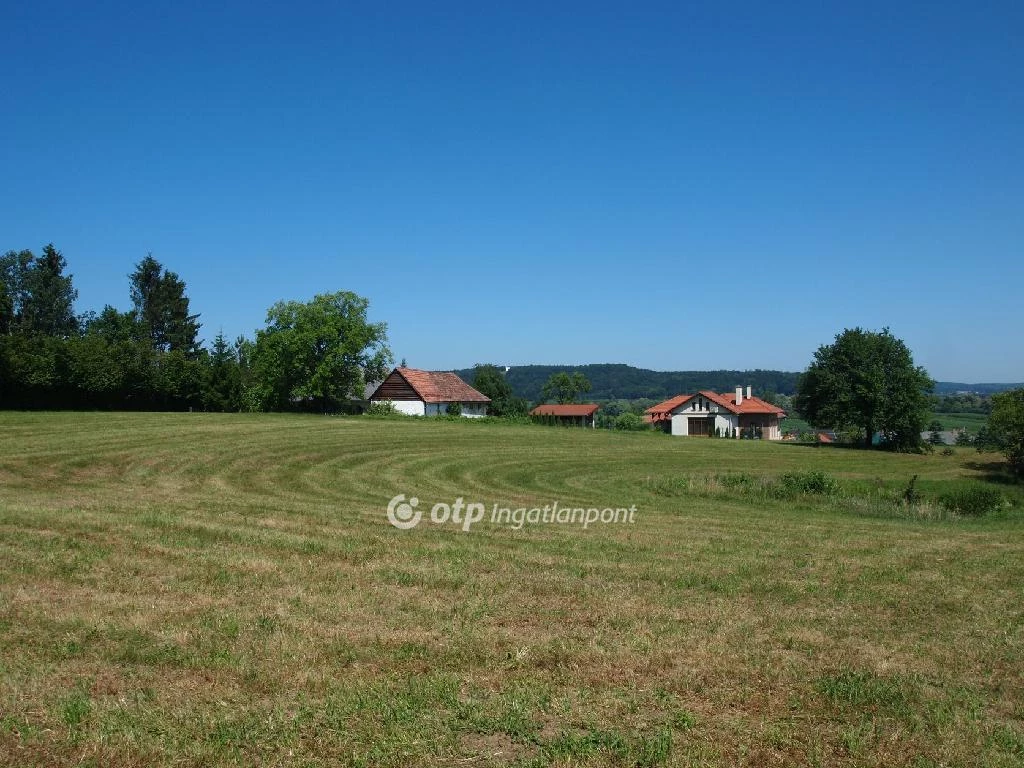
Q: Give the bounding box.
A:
[0,245,391,412]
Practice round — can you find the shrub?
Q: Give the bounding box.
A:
[779,470,840,495]
[938,485,1002,517]
[445,402,462,417]
[941,447,955,456]
[367,400,397,416]
[902,475,923,505]
[614,412,647,431]
[955,430,974,446]
[717,472,758,489]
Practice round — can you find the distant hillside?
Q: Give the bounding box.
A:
[932,381,1024,395]
[454,364,799,402]
[453,364,1022,403]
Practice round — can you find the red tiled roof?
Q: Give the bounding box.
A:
[645,390,786,419]
[395,367,490,403]
[720,392,787,416]
[531,403,599,417]
[644,395,692,423]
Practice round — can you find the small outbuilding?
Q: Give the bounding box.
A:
[530,403,599,428]
[369,367,490,417]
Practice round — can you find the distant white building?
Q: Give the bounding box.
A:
[645,385,787,440]
[369,367,490,417]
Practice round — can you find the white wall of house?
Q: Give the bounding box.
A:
[376,399,487,418]
[424,402,488,417]
[715,413,738,434]
[390,400,425,416]
[671,412,737,436]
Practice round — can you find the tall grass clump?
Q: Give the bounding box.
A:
[938,484,1003,517]
[778,470,841,496]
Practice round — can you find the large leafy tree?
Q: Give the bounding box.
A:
[250,291,391,412]
[76,306,153,407]
[795,328,933,450]
[473,363,527,417]
[129,255,201,356]
[986,388,1024,476]
[541,370,592,404]
[0,277,12,334]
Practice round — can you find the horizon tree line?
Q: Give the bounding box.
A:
[0,245,390,412]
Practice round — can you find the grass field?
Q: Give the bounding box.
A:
[929,413,989,433]
[781,412,989,436]
[1,412,1022,767]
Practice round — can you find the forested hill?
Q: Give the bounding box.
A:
[453,364,1023,403]
[454,365,800,402]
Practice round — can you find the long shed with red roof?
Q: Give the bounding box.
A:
[530,403,599,428]
[644,385,786,439]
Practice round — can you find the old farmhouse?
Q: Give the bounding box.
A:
[369,367,490,417]
[645,386,786,439]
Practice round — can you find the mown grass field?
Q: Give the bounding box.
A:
[0,412,1022,767]
[782,412,990,435]
[929,413,989,433]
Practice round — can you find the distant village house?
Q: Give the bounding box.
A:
[645,386,786,439]
[369,367,490,417]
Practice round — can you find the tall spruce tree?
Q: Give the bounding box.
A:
[129,254,201,356]
[21,244,78,336]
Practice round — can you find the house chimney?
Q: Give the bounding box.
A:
[746,385,752,400]
[735,386,743,406]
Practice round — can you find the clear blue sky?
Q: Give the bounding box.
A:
[3,2,1022,381]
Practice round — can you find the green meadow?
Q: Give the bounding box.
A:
[0,412,1021,767]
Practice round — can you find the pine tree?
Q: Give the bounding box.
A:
[129,255,201,356]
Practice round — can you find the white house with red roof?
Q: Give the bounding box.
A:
[369,367,491,417]
[645,386,786,439]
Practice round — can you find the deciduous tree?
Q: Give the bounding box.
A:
[794,328,933,450]
[473,364,527,417]
[986,388,1024,475]
[0,277,12,334]
[541,371,591,404]
[250,291,391,412]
